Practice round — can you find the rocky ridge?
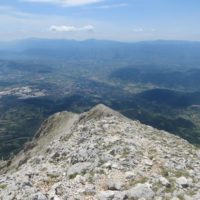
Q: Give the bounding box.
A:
[0,104,200,200]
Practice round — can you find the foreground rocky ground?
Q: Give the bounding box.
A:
[0,104,200,200]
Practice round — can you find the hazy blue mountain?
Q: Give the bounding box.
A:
[1,39,200,65]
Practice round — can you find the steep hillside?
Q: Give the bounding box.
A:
[0,104,200,200]
[110,67,200,91]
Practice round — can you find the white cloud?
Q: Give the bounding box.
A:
[50,25,95,32]
[133,28,156,33]
[50,25,77,32]
[21,0,104,7]
[97,3,128,9]
[79,25,94,31]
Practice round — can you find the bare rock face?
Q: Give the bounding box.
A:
[0,104,200,200]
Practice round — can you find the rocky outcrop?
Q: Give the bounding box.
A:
[0,104,200,200]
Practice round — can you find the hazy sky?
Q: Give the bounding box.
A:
[0,0,199,41]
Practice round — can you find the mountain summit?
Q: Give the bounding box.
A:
[0,104,200,200]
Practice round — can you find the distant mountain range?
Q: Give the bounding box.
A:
[1,39,200,64]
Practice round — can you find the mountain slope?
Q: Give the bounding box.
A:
[0,104,200,200]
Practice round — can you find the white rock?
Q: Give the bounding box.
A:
[67,162,92,178]
[127,183,155,200]
[107,179,124,191]
[111,163,120,169]
[103,162,112,169]
[125,171,135,180]
[97,191,115,200]
[171,197,180,200]
[30,192,48,200]
[113,191,127,200]
[159,177,170,186]
[176,176,189,188]
[144,159,153,166]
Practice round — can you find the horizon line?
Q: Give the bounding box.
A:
[1,37,200,43]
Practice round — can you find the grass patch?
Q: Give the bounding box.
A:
[0,184,7,189]
[69,173,78,179]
